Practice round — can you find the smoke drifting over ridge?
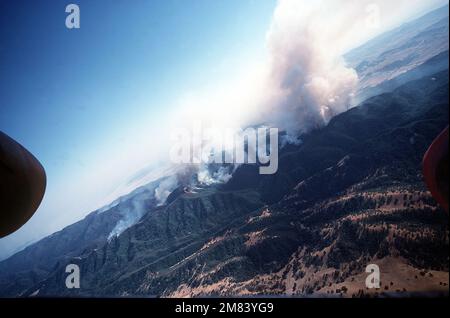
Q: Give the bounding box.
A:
[113,0,450,199]
[102,0,450,238]
[152,0,450,191]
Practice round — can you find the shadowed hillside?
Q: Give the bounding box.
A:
[5,71,447,298]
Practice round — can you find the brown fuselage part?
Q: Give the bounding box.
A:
[0,131,46,237]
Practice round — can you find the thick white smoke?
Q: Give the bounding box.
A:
[255,0,359,135]
[197,166,233,185]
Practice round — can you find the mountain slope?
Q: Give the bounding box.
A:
[15,71,448,298]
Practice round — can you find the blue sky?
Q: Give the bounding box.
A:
[0,0,447,260]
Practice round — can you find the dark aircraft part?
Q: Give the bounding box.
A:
[0,131,46,237]
[423,126,449,213]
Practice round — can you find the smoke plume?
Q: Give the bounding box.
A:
[255,0,359,136]
[154,175,179,206]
